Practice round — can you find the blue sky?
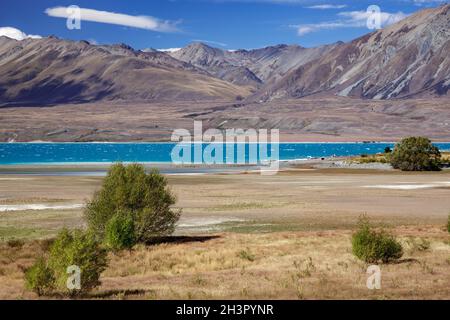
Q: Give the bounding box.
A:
[0,0,447,50]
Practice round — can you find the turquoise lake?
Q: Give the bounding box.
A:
[1,142,450,165]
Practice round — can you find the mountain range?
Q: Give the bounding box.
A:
[0,4,448,106]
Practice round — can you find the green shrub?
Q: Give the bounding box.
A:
[384,146,392,154]
[237,248,255,262]
[47,229,108,296]
[447,214,450,233]
[352,216,403,263]
[104,210,136,251]
[84,163,180,242]
[389,137,441,171]
[24,257,55,296]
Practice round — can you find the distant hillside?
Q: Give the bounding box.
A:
[0,37,250,105]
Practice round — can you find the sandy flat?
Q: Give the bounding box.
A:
[364,182,450,190]
[0,203,83,212]
[1,168,450,235]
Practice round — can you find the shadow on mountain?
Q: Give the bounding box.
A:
[0,77,114,107]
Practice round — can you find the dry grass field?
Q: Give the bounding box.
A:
[1,227,449,300]
[0,168,449,299]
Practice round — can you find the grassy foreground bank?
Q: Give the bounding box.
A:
[1,226,449,299]
[1,168,450,299]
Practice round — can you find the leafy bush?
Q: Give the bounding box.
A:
[384,146,392,154]
[104,210,136,251]
[352,216,403,263]
[47,229,108,296]
[85,163,180,242]
[447,214,450,233]
[389,137,441,171]
[24,257,55,296]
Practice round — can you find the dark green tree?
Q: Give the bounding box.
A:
[104,210,136,251]
[389,137,441,171]
[84,163,180,242]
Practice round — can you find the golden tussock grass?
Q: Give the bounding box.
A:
[1,227,449,300]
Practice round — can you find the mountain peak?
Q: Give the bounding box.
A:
[256,3,450,101]
[182,42,224,56]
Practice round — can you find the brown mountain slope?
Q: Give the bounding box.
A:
[169,43,263,88]
[255,4,450,101]
[0,37,250,105]
[169,42,337,88]
[231,43,339,83]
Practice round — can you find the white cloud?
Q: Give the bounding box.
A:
[295,22,346,35]
[0,27,41,41]
[192,39,228,47]
[297,26,314,35]
[306,4,347,9]
[157,48,182,53]
[45,7,180,33]
[293,9,408,36]
[338,10,408,26]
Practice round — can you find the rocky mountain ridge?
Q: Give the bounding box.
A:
[0,4,448,105]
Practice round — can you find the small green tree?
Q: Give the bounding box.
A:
[47,229,108,296]
[352,216,403,263]
[24,257,55,296]
[84,163,180,242]
[389,137,441,171]
[104,210,136,251]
